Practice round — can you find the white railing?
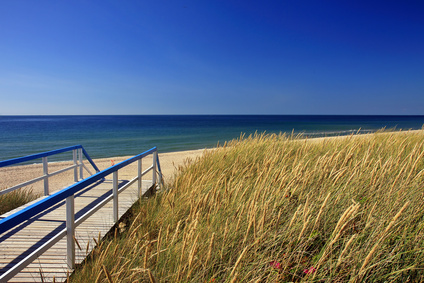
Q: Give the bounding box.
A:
[0,145,100,196]
[0,146,162,282]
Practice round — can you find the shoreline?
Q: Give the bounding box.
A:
[1,129,423,197]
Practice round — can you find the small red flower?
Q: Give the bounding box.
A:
[269,261,282,270]
[303,266,316,274]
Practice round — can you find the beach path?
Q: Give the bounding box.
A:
[0,149,206,282]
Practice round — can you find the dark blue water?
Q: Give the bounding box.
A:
[1,115,423,161]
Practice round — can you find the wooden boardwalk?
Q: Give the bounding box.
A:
[0,176,154,282]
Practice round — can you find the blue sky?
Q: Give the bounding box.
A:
[0,1,423,115]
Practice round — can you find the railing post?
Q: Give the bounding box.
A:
[113,171,118,222]
[157,155,162,190]
[152,151,157,187]
[138,159,142,198]
[42,157,49,196]
[78,147,83,180]
[66,195,75,270]
[73,149,78,182]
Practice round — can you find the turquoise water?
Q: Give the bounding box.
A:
[1,115,423,161]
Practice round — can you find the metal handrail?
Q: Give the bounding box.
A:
[0,145,98,169]
[0,146,162,282]
[0,145,100,196]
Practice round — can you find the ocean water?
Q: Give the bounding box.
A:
[1,115,423,161]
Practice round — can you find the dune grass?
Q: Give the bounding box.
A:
[0,188,39,215]
[70,130,424,282]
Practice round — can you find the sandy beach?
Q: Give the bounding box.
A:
[0,148,210,196]
[2,129,423,197]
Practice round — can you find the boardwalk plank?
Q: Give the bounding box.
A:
[0,178,154,282]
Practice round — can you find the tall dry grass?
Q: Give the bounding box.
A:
[0,188,39,215]
[70,130,424,282]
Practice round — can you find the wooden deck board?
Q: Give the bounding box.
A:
[0,178,154,282]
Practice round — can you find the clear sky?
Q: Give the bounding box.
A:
[1,1,423,115]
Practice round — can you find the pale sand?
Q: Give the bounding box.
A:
[2,129,422,197]
[0,149,210,196]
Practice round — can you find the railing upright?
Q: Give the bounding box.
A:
[73,149,78,182]
[42,157,49,196]
[113,171,119,222]
[156,154,162,189]
[152,151,157,186]
[138,159,142,198]
[79,147,83,180]
[66,195,75,269]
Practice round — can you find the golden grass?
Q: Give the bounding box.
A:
[0,188,39,215]
[70,130,424,282]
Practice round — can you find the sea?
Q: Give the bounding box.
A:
[1,115,424,162]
